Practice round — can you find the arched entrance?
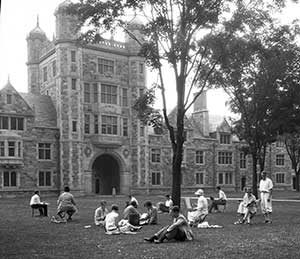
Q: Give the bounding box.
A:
[92,154,120,195]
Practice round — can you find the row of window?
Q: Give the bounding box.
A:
[0,116,24,130]
[73,115,129,136]
[0,141,22,157]
[2,170,52,187]
[150,149,286,167]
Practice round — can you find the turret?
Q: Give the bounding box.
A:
[192,91,210,137]
[125,17,144,54]
[54,0,78,41]
[26,16,47,94]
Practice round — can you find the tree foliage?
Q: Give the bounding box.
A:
[65,0,296,203]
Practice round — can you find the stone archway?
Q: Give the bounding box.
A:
[92,154,120,195]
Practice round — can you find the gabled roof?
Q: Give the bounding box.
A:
[20,93,57,128]
[167,107,194,129]
[216,118,231,133]
[0,81,34,116]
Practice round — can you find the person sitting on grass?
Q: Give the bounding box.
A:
[157,194,173,213]
[123,200,140,226]
[235,187,258,225]
[30,190,48,217]
[105,204,142,235]
[56,186,77,222]
[209,186,227,213]
[94,200,109,227]
[140,201,158,225]
[187,189,208,227]
[144,206,194,244]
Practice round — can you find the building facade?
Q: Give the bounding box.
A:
[0,1,296,197]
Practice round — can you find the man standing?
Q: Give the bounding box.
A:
[259,171,273,223]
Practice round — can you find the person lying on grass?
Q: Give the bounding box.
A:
[94,200,109,226]
[140,201,158,225]
[144,206,194,244]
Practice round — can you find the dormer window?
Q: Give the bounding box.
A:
[220,133,231,144]
[6,94,12,104]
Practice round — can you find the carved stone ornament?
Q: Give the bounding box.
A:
[84,146,92,157]
[123,149,129,158]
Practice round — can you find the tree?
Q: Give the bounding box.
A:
[206,24,300,197]
[65,0,292,205]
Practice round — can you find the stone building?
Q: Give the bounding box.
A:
[0,1,296,196]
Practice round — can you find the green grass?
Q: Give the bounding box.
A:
[0,194,300,259]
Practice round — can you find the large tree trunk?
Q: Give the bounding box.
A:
[252,153,258,198]
[171,146,183,207]
[296,172,300,192]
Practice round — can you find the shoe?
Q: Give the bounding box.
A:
[144,237,154,242]
[154,239,163,244]
[67,218,72,222]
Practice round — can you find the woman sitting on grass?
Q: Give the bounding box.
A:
[94,200,109,226]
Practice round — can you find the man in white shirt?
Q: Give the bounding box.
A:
[105,204,120,234]
[187,189,208,226]
[30,190,48,216]
[157,194,174,213]
[259,171,273,223]
[209,186,227,213]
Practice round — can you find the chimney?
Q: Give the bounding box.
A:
[192,91,209,136]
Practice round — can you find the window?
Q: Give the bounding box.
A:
[3,171,17,187]
[195,150,204,164]
[122,88,128,107]
[0,141,4,156]
[122,118,128,136]
[151,148,161,163]
[84,114,90,134]
[140,125,144,137]
[276,140,285,148]
[98,58,114,74]
[240,152,246,169]
[139,88,144,97]
[38,171,52,186]
[38,143,51,160]
[43,66,47,82]
[218,152,232,164]
[220,133,230,144]
[276,154,285,166]
[276,173,285,184]
[101,84,117,104]
[94,115,99,134]
[7,94,12,104]
[139,63,144,74]
[93,83,98,103]
[101,115,118,135]
[218,172,233,185]
[84,83,90,103]
[8,142,15,157]
[52,61,56,77]
[10,117,24,130]
[18,142,21,157]
[72,121,77,132]
[151,171,161,185]
[71,50,76,62]
[0,116,8,129]
[195,172,204,185]
[71,78,77,90]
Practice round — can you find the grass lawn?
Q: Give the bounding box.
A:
[1,194,300,259]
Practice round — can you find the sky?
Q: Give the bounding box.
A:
[0,0,300,116]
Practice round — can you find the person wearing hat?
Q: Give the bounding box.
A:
[259,171,273,223]
[187,189,208,226]
[94,200,109,226]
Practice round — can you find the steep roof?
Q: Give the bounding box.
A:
[20,93,57,128]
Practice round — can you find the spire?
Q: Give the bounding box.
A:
[7,75,10,84]
[37,15,39,27]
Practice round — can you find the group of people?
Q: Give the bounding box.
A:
[29,171,273,244]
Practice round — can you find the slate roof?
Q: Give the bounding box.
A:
[20,93,57,128]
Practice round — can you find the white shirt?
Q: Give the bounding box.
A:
[165,199,173,208]
[218,190,227,200]
[105,211,119,231]
[259,177,273,193]
[196,195,208,214]
[130,196,139,206]
[30,194,41,205]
